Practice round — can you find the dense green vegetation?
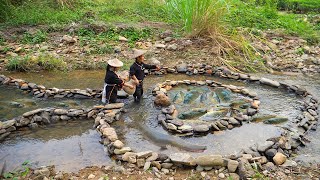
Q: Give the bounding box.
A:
[278,0,320,12]
[1,0,318,41]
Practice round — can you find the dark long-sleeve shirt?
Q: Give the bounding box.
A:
[129,62,156,81]
[104,71,124,88]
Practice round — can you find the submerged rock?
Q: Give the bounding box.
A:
[263,117,288,124]
[178,108,207,119]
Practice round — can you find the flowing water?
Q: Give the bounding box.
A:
[253,73,320,166]
[0,70,319,172]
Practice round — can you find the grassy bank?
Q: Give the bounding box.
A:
[0,0,319,72]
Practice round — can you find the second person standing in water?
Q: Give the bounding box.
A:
[130,49,160,102]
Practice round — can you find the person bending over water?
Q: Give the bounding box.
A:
[130,49,160,102]
[102,58,134,104]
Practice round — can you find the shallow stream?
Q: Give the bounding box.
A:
[0,70,319,172]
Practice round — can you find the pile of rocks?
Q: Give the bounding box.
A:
[152,79,259,136]
[0,103,124,142]
[0,75,102,99]
[253,31,320,74]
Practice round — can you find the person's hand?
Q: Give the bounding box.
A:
[129,85,134,89]
[155,65,161,71]
[134,80,140,85]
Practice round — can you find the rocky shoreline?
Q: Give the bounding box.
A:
[0,64,319,179]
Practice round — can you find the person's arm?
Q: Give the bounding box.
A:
[143,63,156,69]
[113,73,124,88]
[131,75,139,85]
[123,82,134,89]
[143,63,160,71]
[130,65,140,85]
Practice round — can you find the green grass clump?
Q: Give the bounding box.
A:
[6,54,67,71]
[278,0,320,12]
[75,26,154,49]
[3,160,31,179]
[1,0,168,27]
[0,36,5,45]
[21,30,48,44]
[226,0,320,44]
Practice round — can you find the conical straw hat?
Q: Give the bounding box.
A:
[107,58,123,67]
[122,79,136,95]
[132,49,146,59]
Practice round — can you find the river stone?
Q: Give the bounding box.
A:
[102,127,118,141]
[228,160,239,173]
[32,115,43,122]
[6,126,16,132]
[34,167,50,177]
[258,141,274,152]
[228,117,240,125]
[273,153,287,165]
[167,123,177,131]
[157,114,166,123]
[122,152,137,163]
[176,63,188,73]
[143,161,151,171]
[136,151,153,159]
[67,110,84,117]
[265,148,277,160]
[16,117,31,127]
[54,109,68,115]
[264,162,276,171]
[193,155,223,167]
[151,161,162,170]
[167,119,184,126]
[0,132,10,141]
[281,160,297,167]
[162,105,175,114]
[113,140,124,149]
[60,115,71,121]
[193,125,210,133]
[308,109,317,116]
[20,83,29,90]
[2,119,16,129]
[114,147,131,155]
[238,158,255,179]
[154,94,171,107]
[29,123,38,129]
[146,152,159,162]
[169,153,195,166]
[136,158,145,168]
[304,112,315,121]
[104,103,124,110]
[161,163,173,169]
[0,129,5,134]
[166,114,174,120]
[260,78,280,87]
[247,108,257,116]
[22,108,44,117]
[178,125,193,132]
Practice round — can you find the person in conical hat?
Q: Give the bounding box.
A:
[129,49,160,103]
[102,58,134,104]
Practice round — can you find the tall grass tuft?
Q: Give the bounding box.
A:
[166,0,231,36]
[166,0,265,72]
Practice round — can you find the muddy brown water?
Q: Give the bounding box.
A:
[0,70,319,172]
